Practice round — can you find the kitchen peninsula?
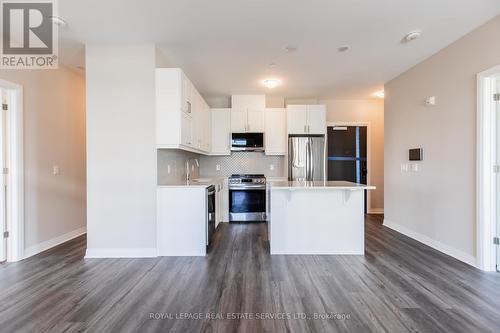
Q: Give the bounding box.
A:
[268,181,376,255]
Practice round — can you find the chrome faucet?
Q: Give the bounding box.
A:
[186,158,200,182]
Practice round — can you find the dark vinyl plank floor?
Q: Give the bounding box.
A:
[1,215,500,333]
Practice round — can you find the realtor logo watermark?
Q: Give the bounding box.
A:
[1,0,58,69]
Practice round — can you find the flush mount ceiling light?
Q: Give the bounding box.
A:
[49,16,68,27]
[374,90,385,99]
[402,30,422,43]
[338,45,350,52]
[262,79,281,89]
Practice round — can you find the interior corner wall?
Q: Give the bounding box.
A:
[85,44,157,257]
[0,67,86,257]
[384,14,500,265]
[319,99,385,213]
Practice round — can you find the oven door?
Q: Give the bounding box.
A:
[229,187,266,222]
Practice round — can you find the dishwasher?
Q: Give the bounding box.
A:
[206,185,216,247]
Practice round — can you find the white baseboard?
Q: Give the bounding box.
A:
[85,247,157,258]
[368,208,384,214]
[383,219,477,267]
[24,227,87,259]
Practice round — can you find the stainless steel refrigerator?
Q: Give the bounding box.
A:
[288,135,326,181]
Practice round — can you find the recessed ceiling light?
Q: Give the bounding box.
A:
[262,79,281,89]
[402,30,422,43]
[374,90,385,99]
[285,45,298,53]
[50,16,68,27]
[338,45,350,52]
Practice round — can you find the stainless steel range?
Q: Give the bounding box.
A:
[228,174,266,222]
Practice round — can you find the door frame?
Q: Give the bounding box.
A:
[327,121,373,213]
[477,65,500,271]
[0,79,24,262]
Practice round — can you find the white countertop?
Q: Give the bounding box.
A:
[158,177,226,189]
[268,180,376,190]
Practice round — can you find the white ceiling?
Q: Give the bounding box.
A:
[59,0,500,99]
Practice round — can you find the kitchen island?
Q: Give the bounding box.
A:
[267,181,376,255]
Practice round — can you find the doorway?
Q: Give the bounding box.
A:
[0,80,23,263]
[477,65,500,272]
[327,124,369,213]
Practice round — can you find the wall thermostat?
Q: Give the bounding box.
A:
[409,148,423,161]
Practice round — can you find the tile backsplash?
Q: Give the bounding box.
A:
[157,149,200,184]
[200,152,285,177]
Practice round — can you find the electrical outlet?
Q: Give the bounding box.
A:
[216,164,221,171]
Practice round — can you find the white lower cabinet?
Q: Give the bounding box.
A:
[157,186,207,256]
[214,178,229,227]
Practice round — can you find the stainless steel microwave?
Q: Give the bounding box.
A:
[231,133,264,152]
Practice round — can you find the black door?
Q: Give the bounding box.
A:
[327,126,368,212]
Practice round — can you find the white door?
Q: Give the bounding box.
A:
[0,89,6,262]
[496,81,500,271]
[230,109,247,132]
[265,108,286,155]
[287,105,308,134]
[247,108,265,133]
[307,105,327,134]
[210,109,231,155]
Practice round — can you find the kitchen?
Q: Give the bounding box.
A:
[155,68,374,256]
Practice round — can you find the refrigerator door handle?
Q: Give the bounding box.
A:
[307,138,312,180]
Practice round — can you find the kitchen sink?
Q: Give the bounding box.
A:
[192,178,212,183]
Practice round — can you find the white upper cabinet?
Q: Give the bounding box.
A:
[287,105,308,134]
[307,105,327,134]
[230,95,265,133]
[231,95,265,110]
[247,108,265,133]
[156,68,211,154]
[265,108,287,155]
[211,108,231,155]
[230,108,264,133]
[230,109,247,133]
[287,104,326,135]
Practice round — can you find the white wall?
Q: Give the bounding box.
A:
[85,44,157,257]
[0,67,86,257]
[384,15,500,266]
[320,99,385,212]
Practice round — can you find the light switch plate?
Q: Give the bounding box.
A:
[270,164,274,171]
[216,164,221,171]
[167,165,171,174]
[400,163,408,172]
[411,163,419,172]
[52,165,60,175]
